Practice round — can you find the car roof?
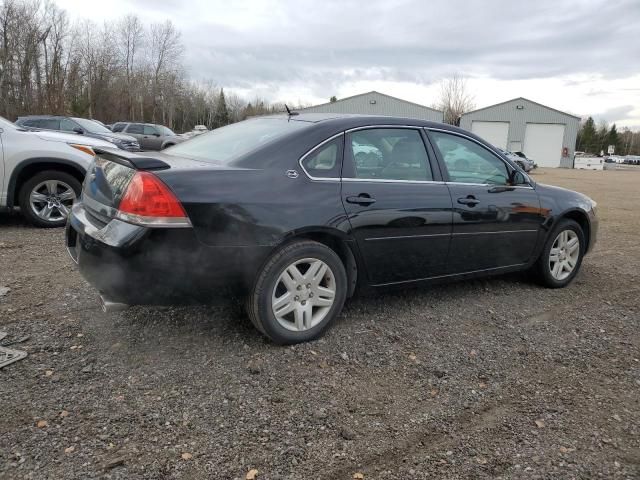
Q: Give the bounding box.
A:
[258,112,466,134]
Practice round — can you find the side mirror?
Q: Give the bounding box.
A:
[510,170,529,186]
[153,133,160,137]
[73,127,84,134]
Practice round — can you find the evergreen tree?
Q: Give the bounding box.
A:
[329,96,337,103]
[578,117,597,153]
[213,88,230,128]
[606,124,620,154]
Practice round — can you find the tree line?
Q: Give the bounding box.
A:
[0,0,306,132]
[576,117,639,156]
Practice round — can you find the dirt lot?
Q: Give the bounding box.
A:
[1,167,639,479]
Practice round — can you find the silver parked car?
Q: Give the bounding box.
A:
[499,149,535,172]
[110,122,185,150]
[0,115,114,227]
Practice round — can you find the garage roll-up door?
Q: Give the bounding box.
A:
[524,123,565,168]
[471,121,509,150]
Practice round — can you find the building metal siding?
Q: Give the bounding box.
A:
[299,91,444,122]
[460,98,580,168]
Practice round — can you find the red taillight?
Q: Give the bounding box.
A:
[118,171,187,218]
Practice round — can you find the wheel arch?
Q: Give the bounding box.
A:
[560,208,591,252]
[8,158,87,208]
[279,227,361,298]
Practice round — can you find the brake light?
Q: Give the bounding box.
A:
[117,171,190,226]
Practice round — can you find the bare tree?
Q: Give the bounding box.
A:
[148,20,182,122]
[433,74,475,125]
[116,14,143,119]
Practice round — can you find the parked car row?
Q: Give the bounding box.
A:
[16,115,141,152]
[110,122,185,150]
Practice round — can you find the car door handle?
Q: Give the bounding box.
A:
[346,195,376,206]
[457,196,480,206]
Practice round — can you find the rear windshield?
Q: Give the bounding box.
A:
[164,118,310,164]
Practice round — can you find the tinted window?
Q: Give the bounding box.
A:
[157,125,175,136]
[301,137,342,178]
[345,128,432,181]
[73,118,111,134]
[112,123,125,132]
[35,119,60,130]
[127,124,144,134]
[60,118,78,132]
[143,125,158,135]
[430,131,509,185]
[164,118,310,164]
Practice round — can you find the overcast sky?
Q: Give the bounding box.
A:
[57,0,640,128]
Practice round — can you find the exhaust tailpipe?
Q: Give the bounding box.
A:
[99,295,129,313]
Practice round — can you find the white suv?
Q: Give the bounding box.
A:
[0,115,114,227]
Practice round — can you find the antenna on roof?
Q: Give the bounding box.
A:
[284,104,299,116]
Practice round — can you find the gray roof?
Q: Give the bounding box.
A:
[301,90,443,114]
[461,97,581,120]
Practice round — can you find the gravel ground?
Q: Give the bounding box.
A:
[1,167,639,480]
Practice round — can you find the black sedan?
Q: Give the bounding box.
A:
[66,114,598,344]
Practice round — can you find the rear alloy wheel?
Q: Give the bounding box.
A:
[534,219,585,288]
[18,171,81,228]
[247,240,347,344]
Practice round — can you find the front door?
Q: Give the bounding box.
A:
[341,127,452,285]
[143,125,162,150]
[125,123,147,148]
[427,129,544,273]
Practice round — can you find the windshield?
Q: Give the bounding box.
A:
[158,125,175,136]
[164,118,310,164]
[73,118,112,134]
[0,115,18,130]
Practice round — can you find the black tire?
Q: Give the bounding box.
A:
[533,219,585,288]
[18,170,81,228]
[246,240,348,344]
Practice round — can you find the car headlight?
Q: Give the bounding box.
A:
[68,144,96,156]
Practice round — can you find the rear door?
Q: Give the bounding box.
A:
[427,128,544,273]
[341,127,452,285]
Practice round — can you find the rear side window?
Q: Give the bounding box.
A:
[300,137,342,178]
[430,130,509,185]
[344,128,433,181]
[34,119,60,130]
[127,124,144,134]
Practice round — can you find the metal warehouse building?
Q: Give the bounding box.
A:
[460,97,580,168]
[299,91,444,122]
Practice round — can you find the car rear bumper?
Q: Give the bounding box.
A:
[66,202,272,305]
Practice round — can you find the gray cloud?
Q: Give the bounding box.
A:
[166,0,640,100]
[594,105,636,124]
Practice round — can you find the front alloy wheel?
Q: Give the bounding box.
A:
[534,218,585,288]
[18,170,82,228]
[29,180,76,223]
[548,230,580,280]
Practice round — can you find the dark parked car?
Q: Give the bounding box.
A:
[15,115,140,152]
[66,114,598,344]
[110,122,184,150]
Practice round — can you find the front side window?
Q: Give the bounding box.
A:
[112,123,125,132]
[143,125,158,135]
[301,137,342,178]
[127,123,144,134]
[60,118,78,132]
[345,128,432,181]
[430,131,509,185]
